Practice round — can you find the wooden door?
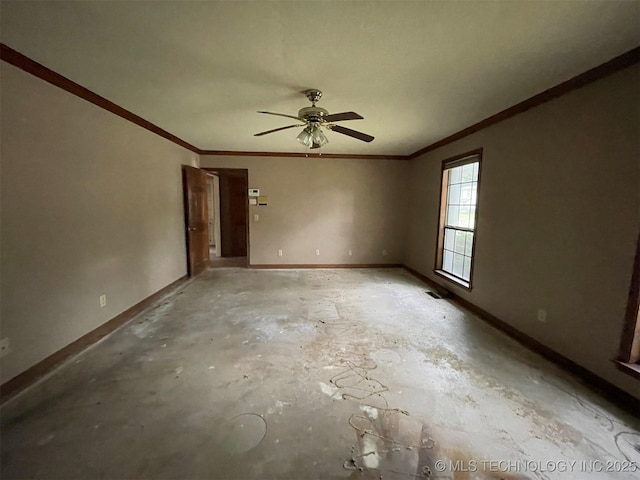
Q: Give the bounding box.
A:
[182,166,209,276]
[219,173,248,257]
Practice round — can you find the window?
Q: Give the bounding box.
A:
[435,149,482,289]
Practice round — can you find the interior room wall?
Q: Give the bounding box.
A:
[405,64,640,398]
[200,155,410,265]
[0,62,199,384]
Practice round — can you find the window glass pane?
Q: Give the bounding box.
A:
[448,165,462,184]
[463,256,472,280]
[448,183,461,205]
[454,230,466,253]
[467,206,476,229]
[444,228,454,251]
[461,163,474,182]
[458,206,470,228]
[452,253,464,277]
[443,249,453,272]
[464,232,474,256]
[446,205,459,227]
[470,182,478,206]
[459,183,473,205]
[472,162,479,181]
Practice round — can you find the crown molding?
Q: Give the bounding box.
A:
[0,43,202,154]
[199,150,406,160]
[2,43,637,162]
[406,46,640,159]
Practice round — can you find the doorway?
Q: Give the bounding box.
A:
[207,174,222,259]
[203,168,249,268]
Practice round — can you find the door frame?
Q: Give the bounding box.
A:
[202,167,250,267]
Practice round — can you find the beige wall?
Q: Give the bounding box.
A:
[0,63,198,384]
[200,155,410,265]
[405,65,640,397]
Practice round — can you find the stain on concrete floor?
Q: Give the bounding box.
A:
[1,268,639,479]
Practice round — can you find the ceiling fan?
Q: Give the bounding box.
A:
[254,89,374,149]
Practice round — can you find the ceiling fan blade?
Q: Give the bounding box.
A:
[329,125,374,143]
[323,111,364,122]
[257,111,303,121]
[254,124,304,136]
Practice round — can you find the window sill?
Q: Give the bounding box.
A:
[615,360,640,380]
[434,269,471,290]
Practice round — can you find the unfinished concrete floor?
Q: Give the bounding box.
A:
[1,268,639,479]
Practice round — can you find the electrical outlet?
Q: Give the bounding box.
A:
[315,249,320,256]
[278,249,283,257]
[99,295,107,308]
[0,338,10,358]
[348,249,352,256]
[254,214,259,222]
[537,309,547,323]
[382,249,388,256]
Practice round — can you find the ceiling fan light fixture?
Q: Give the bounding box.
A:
[296,126,313,147]
[311,125,328,147]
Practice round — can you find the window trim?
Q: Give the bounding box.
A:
[434,148,483,290]
[616,231,640,379]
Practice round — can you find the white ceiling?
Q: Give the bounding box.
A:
[1,1,638,156]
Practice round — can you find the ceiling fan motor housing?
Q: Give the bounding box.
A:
[298,106,329,123]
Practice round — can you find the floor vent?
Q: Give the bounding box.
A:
[426,291,443,299]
